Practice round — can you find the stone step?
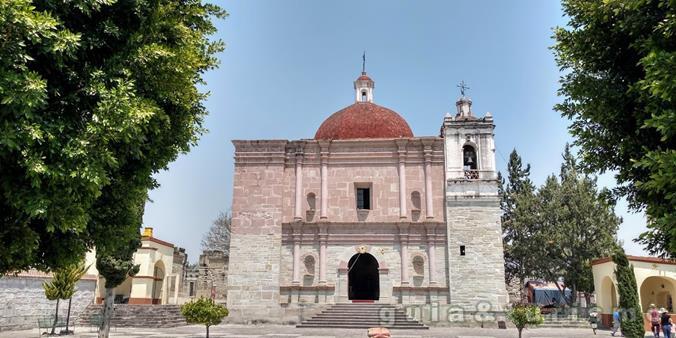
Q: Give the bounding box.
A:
[297,303,427,329]
[302,320,425,326]
[75,304,187,328]
[296,323,429,330]
[312,314,413,318]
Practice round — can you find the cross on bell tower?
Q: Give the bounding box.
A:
[455,80,473,118]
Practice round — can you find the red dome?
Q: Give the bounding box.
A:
[314,102,413,140]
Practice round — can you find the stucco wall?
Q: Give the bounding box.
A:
[592,257,676,315]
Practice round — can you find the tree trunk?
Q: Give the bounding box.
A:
[571,284,577,306]
[51,299,60,335]
[554,281,573,307]
[520,277,527,303]
[65,297,72,334]
[206,324,210,338]
[584,293,592,307]
[98,288,114,338]
[518,327,523,338]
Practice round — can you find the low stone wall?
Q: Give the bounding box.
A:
[0,275,96,331]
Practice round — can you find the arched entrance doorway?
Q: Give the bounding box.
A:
[152,261,165,304]
[348,253,379,300]
[640,276,676,312]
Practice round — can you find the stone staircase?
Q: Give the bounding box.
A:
[76,304,187,328]
[540,316,591,328]
[296,303,428,329]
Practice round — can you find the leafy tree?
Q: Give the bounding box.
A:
[1,1,225,337]
[61,261,89,334]
[506,303,544,338]
[0,0,98,274]
[42,260,88,335]
[201,212,232,255]
[553,0,676,258]
[613,248,645,338]
[43,275,64,335]
[181,297,229,338]
[499,150,541,301]
[0,0,226,272]
[536,145,621,305]
[93,185,143,338]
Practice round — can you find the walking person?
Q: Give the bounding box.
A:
[611,308,622,337]
[661,308,673,338]
[651,304,662,338]
[589,309,599,335]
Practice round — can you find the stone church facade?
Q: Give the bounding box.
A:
[227,71,507,323]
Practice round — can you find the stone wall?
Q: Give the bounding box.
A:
[228,140,287,322]
[446,181,509,313]
[278,229,449,305]
[0,275,96,331]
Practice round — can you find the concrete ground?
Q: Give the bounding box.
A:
[0,324,631,338]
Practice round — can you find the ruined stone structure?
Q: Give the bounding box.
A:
[227,70,507,323]
[196,250,228,301]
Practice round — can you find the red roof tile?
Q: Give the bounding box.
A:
[314,102,413,140]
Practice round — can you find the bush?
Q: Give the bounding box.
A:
[181,297,229,338]
[507,303,544,338]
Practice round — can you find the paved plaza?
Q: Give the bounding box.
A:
[0,324,623,338]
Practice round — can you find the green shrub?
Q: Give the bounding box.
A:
[613,248,645,338]
[507,303,544,338]
[181,297,229,338]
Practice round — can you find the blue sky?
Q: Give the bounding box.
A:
[142,0,648,262]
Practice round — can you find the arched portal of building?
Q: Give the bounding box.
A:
[348,253,379,300]
[152,261,165,304]
[600,276,618,312]
[640,276,675,312]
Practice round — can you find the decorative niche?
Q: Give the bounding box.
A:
[302,254,316,286]
[306,192,316,221]
[412,255,425,287]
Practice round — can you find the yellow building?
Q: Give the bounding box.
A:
[592,255,676,328]
[85,227,187,305]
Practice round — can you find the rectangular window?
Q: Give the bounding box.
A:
[356,187,371,210]
[460,245,466,256]
[189,282,195,296]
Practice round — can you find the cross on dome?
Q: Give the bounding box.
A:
[355,53,374,103]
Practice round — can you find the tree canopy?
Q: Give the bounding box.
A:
[499,150,540,297]
[0,0,225,274]
[536,146,620,303]
[181,297,229,338]
[500,146,620,304]
[201,212,231,255]
[553,0,676,257]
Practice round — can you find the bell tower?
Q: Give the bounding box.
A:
[442,82,508,313]
[354,52,374,103]
[443,84,496,180]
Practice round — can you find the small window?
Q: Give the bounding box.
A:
[356,187,371,210]
[189,282,195,296]
[460,245,466,256]
[361,91,367,102]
